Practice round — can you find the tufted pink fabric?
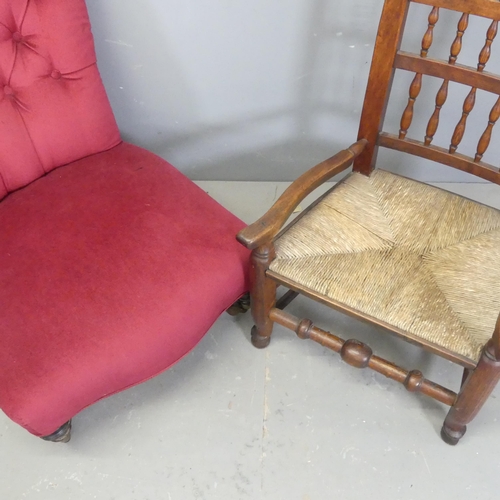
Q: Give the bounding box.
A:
[0,0,120,200]
[0,0,249,438]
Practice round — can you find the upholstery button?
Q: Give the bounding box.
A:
[12,32,23,42]
[51,69,62,79]
[3,85,14,96]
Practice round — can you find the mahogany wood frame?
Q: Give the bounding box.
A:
[237,0,500,445]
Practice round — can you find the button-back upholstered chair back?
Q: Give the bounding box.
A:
[0,0,120,196]
[0,0,249,442]
[238,0,500,444]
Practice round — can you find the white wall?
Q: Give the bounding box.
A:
[86,0,500,182]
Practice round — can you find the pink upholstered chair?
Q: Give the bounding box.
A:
[0,0,249,442]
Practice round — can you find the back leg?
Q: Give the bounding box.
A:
[226,293,250,316]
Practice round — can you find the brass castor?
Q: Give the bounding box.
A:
[41,420,72,443]
[226,293,250,316]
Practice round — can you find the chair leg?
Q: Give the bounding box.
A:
[460,367,472,388]
[442,340,500,445]
[41,420,72,443]
[250,244,277,349]
[226,292,250,316]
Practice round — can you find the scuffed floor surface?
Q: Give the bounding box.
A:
[2,180,500,499]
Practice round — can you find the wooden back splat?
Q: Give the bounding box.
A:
[354,0,500,184]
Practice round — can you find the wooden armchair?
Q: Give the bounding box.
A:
[238,0,500,445]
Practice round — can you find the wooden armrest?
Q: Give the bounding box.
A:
[236,139,368,250]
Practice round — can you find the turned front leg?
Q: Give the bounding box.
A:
[442,340,500,445]
[250,243,277,348]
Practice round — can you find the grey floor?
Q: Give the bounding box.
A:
[2,180,500,500]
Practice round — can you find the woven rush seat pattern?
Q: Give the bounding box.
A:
[270,169,500,364]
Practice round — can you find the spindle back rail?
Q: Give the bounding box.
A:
[355,0,500,182]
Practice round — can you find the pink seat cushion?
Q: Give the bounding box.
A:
[0,142,249,436]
